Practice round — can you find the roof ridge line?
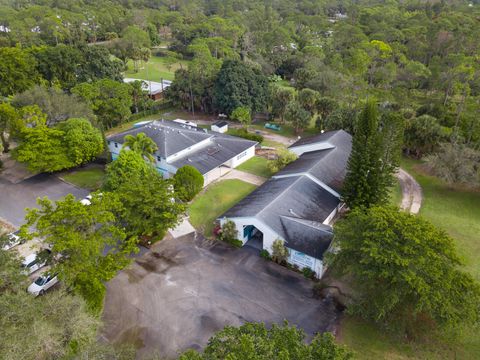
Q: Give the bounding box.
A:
[280,215,333,232]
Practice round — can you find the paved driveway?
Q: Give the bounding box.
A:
[0,174,88,227]
[102,234,339,359]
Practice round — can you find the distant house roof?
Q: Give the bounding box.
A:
[123,78,172,95]
[107,120,257,175]
[213,120,228,128]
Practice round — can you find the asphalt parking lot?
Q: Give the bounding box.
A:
[102,233,340,359]
[0,173,88,227]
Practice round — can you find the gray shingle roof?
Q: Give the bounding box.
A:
[280,130,352,192]
[222,175,339,259]
[108,120,257,175]
[280,216,333,259]
[170,135,257,174]
[288,129,349,149]
[107,120,211,158]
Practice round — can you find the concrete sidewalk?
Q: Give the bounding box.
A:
[220,169,267,186]
[169,217,196,238]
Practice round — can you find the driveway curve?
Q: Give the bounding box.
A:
[396,168,422,214]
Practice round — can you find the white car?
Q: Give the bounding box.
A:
[27,273,58,296]
[21,250,50,274]
[1,231,23,251]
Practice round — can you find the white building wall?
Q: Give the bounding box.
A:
[220,216,327,278]
[287,248,324,277]
[211,125,228,133]
[228,145,256,168]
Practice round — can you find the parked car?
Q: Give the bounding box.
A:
[27,273,58,296]
[21,249,51,274]
[1,231,24,251]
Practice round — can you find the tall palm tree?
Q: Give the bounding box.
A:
[123,132,158,163]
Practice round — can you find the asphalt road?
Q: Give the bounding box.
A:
[102,233,340,359]
[0,173,88,227]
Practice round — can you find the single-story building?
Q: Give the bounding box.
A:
[123,78,172,101]
[107,120,257,185]
[219,130,352,278]
[211,121,228,133]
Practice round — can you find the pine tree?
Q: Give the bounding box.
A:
[342,100,402,209]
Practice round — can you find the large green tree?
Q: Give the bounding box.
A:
[72,79,133,129]
[57,118,104,166]
[0,47,39,96]
[342,100,403,209]
[213,59,269,115]
[21,193,137,312]
[115,169,186,238]
[284,100,311,134]
[179,322,353,360]
[174,165,204,201]
[329,206,480,334]
[103,149,155,191]
[13,86,95,126]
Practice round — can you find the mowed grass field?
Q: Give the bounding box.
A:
[124,55,189,82]
[340,157,480,359]
[189,179,257,237]
[236,156,272,178]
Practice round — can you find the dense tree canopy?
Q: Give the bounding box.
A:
[179,322,353,360]
[329,206,480,334]
[174,165,204,201]
[21,193,137,312]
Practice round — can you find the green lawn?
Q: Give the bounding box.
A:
[389,179,402,207]
[62,167,105,191]
[124,55,189,82]
[236,156,272,178]
[340,157,480,359]
[189,179,257,237]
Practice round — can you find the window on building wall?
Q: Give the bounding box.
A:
[157,156,161,162]
[114,143,118,148]
[237,151,247,160]
[107,141,111,145]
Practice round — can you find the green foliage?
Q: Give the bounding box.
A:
[219,220,238,243]
[425,143,480,186]
[268,149,298,173]
[13,86,95,127]
[56,118,104,167]
[123,132,158,163]
[103,150,155,191]
[230,106,251,128]
[75,46,124,84]
[271,238,289,264]
[228,128,264,143]
[174,165,204,202]
[72,79,133,129]
[284,100,311,134]
[260,249,271,260]
[0,47,39,96]
[12,125,72,173]
[21,193,137,312]
[302,267,316,279]
[0,102,19,152]
[329,206,480,335]
[271,86,296,123]
[404,115,446,158]
[114,170,186,238]
[342,101,403,209]
[179,322,353,360]
[213,59,269,115]
[13,117,103,173]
